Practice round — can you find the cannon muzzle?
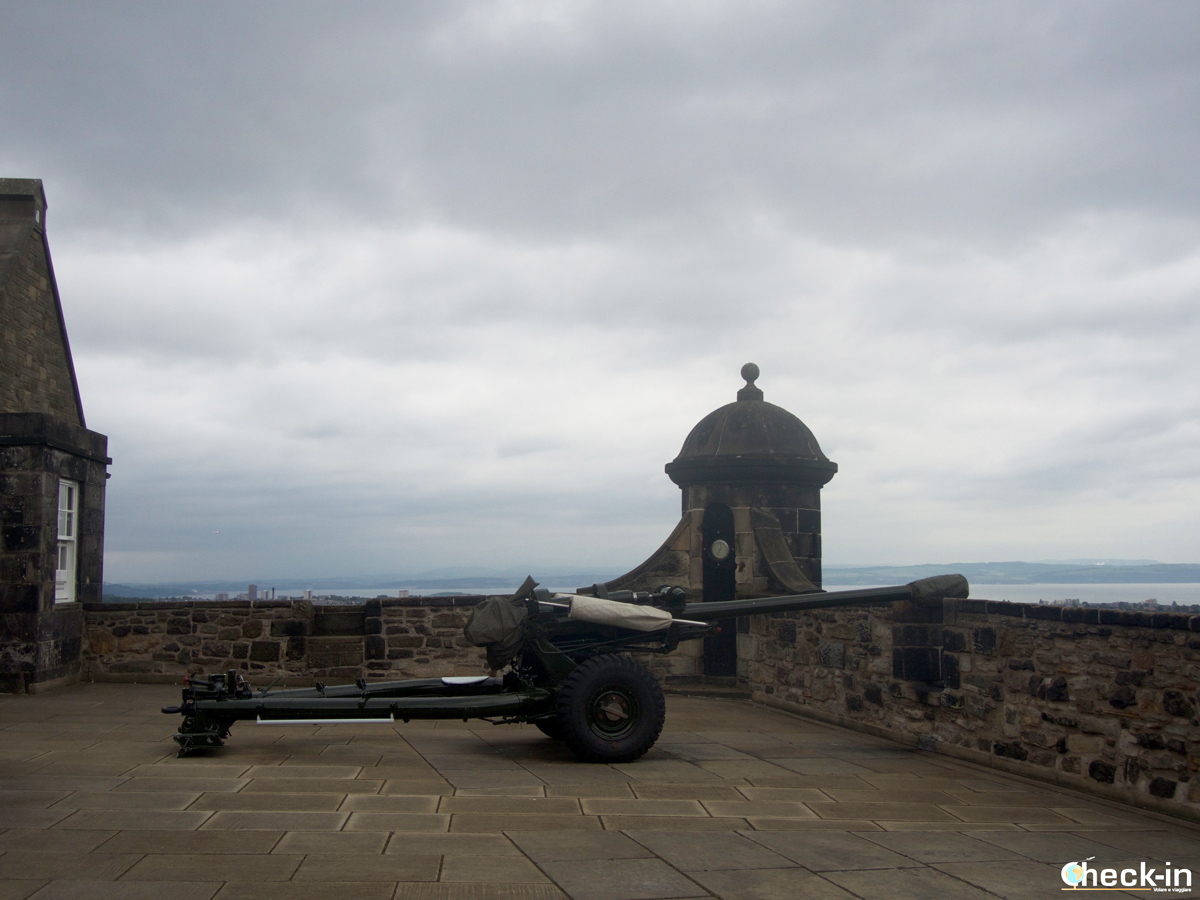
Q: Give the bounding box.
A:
[681,574,969,621]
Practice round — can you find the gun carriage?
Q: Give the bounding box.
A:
[164,574,968,762]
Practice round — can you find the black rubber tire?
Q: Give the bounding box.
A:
[555,655,665,763]
[532,717,566,740]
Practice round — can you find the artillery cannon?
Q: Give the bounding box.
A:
[164,574,968,762]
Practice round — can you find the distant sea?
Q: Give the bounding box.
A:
[825,582,1200,607]
[158,582,1200,606]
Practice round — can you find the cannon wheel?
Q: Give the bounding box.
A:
[556,654,665,763]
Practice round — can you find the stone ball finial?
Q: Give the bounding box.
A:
[737,362,763,401]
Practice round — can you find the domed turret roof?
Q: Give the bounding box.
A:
[665,364,837,487]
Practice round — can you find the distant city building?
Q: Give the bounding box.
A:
[215,593,229,602]
[398,590,409,598]
[248,584,258,601]
[303,589,312,601]
[0,178,110,693]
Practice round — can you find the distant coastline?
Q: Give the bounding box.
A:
[101,560,1200,602]
[822,561,1200,585]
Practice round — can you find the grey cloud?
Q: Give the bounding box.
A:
[5,3,1199,245]
[5,1,1199,580]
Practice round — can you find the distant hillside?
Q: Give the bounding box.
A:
[102,567,626,601]
[824,562,1200,585]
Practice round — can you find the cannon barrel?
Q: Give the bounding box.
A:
[680,574,969,621]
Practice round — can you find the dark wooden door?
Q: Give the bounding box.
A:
[701,502,737,677]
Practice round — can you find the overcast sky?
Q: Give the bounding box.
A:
[4,2,1199,583]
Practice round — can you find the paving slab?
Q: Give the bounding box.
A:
[441,856,550,883]
[820,789,961,805]
[611,762,724,784]
[113,777,248,793]
[451,814,600,833]
[654,744,752,762]
[379,779,456,795]
[124,764,251,778]
[1085,829,1200,861]
[874,821,1025,832]
[54,809,213,830]
[0,831,113,853]
[198,810,348,831]
[970,830,1149,864]
[805,802,960,822]
[94,830,283,854]
[3,683,1198,900]
[935,860,1091,899]
[581,799,706,818]
[244,765,361,779]
[441,797,581,815]
[384,886,569,900]
[0,881,47,900]
[0,793,70,810]
[339,793,442,812]
[941,804,1075,824]
[734,786,833,802]
[859,830,1027,863]
[744,831,917,871]
[630,785,743,801]
[763,758,873,776]
[212,882,395,900]
[0,852,139,881]
[438,772,547,790]
[119,853,303,881]
[507,831,654,862]
[824,865,1001,899]
[384,833,523,856]
[625,830,795,872]
[240,778,383,793]
[743,817,882,831]
[190,791,346,811]
[48,790,199,810]
[293,853,440,881]
[1050,806,1160,827]
[26,881,220,900]
[538,857,704,900]
[602,816,744,832]
[687,868,858,900]
[0,778,127,793]
[344,812,450,831]
[456,786,548,798]
[701,801,816,819]
[691,761,795,780]
[274,831,390,854]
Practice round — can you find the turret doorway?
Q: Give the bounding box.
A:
[701,502,737,677]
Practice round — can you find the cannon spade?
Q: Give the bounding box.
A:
[164,574,968,762]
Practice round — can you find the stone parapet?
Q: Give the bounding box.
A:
[82,596,703,685]
[740,597,1200,822]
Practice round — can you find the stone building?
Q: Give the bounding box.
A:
[0,178,109,692]
[604,363,837,675]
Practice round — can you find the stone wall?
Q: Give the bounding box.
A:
[82,597,703,685]
[739,597,1200,821]
[0,186,82,424]
[84,597,488,683]
[2,415,109,692]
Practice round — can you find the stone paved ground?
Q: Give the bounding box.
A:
[1,683,1198,900]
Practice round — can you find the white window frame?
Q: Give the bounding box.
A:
[55,479,79,603]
